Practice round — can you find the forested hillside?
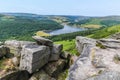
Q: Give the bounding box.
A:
[0,14,63,41]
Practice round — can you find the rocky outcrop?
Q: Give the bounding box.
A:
[67,36,120,80]
[0,36,70,80]
[19,45,50,73]
[2,35,120,80]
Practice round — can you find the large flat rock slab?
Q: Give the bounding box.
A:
[32,36,53,47]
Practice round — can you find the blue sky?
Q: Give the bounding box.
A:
[0,0,120,16]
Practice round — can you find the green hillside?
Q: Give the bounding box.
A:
[0,14,63,41]
[89,25,120,39]
[55,40,79,55]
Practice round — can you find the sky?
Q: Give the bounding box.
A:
[0,0,120,16]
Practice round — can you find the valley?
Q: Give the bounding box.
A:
[1,13,120,42]
[1,13,120,55]
[1,13,120,80]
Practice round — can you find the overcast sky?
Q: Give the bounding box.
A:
[0,0,120,16]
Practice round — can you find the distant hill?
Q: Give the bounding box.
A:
[47,15,120,28]
[1,13,120,41]
[47,15,91,23]
[0,13,41,17]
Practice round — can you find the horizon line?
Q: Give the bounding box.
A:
[0,12,120,17]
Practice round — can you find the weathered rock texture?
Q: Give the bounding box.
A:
[29,70,56,80]
[99,39,120,49]
[0,70,29,80]
[86,71,120,80]
[67,36,120,80]
[11,57,20,67]
[76,36,96,54]
[44,59,66,77]
[19,45,50,73]
[49,44,63,61]
[109,32,120,40]
[5,40,36,57]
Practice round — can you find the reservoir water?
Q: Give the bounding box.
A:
[49,25,86,35]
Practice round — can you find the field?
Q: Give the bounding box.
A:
[55,40,79,55]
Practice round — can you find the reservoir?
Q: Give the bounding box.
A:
[49,25,86,35]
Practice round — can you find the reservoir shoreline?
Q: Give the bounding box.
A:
[49,24,86,35]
